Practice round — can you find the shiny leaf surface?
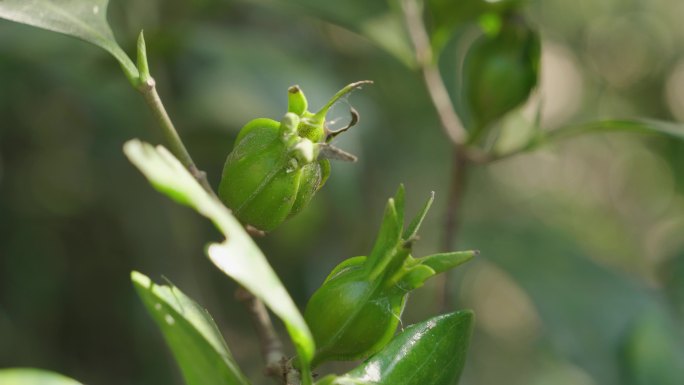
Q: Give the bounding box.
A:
[319,311,474,385]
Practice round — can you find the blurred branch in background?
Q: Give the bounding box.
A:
[401,0,471,312]
[400,0,466,145]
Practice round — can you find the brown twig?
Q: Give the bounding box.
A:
[436,150,469,311]
[401,0,472,312]
[235,287,287,381]
[400,0,467,145]
[137,78,218,199]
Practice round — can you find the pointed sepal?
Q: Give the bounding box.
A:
[366,196,403,280]
[403,191,434,241]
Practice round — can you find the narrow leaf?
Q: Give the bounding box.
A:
[207,241,315,375]
[0,0,138,81]
[544,119,684,144]
[123,140,315,374]
[131,272,252,385]
[0,369,82,385]
[330,311,474,385]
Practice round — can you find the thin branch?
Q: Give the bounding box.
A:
[236,287,287,382]
[401,0,467,145]
[401,0,473,312]
[437,149,469,311]
[137,78,217,199]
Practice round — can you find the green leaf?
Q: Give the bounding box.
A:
[207,240,315,382]
[543,119,684,144]
[123,140,315,381]
[325,311,474,385]
[0,369,82,385]
[256,0,414,66]
[131,272,252,385]
[0,0,138,82]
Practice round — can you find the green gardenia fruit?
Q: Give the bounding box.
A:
[219,82,370,231]
[463,13,540,142]
[304,185,476,367]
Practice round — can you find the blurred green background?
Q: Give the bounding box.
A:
[1,0,684,384]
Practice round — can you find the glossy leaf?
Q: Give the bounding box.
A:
[123,140,315,381]
[0,0,137,81]
[319,311,474,385]
[131,272,251,385]
[0,369,82,385]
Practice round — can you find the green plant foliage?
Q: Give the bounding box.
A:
[0,368,82,385]
[257,0,414,66]
[0,0,137,80]
[543,119,684,144]
[131,272,252,385]
[465,220,684,385]
[122,140,315,381]
[316,311,474,385]
[304,186,475,366]
[620,312,684,385]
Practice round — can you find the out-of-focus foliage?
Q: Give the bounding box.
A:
[1,1,684,385]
